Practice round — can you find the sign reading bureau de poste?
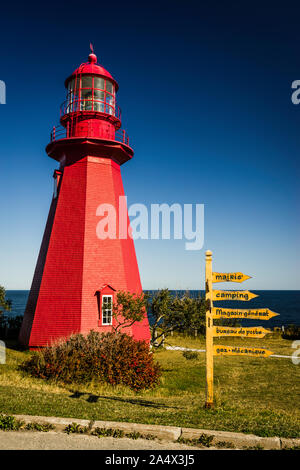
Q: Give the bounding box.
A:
[211,307,279,320]
[212,290,258,301]
[212,272,251,283]
[213,345,273,357]
[212,326,271,338]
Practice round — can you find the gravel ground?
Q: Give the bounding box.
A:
[0,431,213,450]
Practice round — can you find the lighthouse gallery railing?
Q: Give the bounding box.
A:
[50,124,130,146]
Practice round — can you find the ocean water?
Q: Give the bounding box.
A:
[4,290,300,328]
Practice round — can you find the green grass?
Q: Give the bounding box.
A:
[0,334,299,438]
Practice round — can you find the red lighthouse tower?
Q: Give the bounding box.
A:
[19,48,150,348]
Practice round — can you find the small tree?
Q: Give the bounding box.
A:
[172,294,206,334]
[150,290,206,347]
[0,286,11,317]
[150,289,174,346]
[107,290,149,333]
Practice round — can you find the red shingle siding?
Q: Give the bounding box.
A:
[20,156,150,348]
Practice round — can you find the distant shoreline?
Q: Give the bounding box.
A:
[4,290,300,327]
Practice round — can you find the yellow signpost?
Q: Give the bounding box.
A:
[204,250,278,408]
[205,250,214,408]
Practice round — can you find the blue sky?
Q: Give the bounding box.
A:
[0,1,299,290]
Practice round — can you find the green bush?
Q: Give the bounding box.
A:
[0,414,23,431]
[178,433,214,448]
[282,325,300,340]
[125,431,141,440]
[182,350,199,360]
[0,315,23,340]
[20,331,161,391]
[25,422,55,432]
[91,428,155,440]
[91,427,125,438]
[64,423,89,434]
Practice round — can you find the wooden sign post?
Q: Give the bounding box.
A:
[205,250,214,408]
[204,250,278,408]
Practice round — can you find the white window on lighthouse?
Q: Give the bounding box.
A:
[102,295,113,325]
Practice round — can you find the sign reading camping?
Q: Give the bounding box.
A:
[204,250,279,408]
[212,290,258,301]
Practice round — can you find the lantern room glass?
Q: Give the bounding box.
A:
[67,76,115,115]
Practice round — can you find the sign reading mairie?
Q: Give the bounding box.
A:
[212,272,251,283]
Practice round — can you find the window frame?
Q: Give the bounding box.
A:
[66,75,115,115]
[101,294,113,326]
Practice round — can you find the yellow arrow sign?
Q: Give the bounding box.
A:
[212,290,258,301]
[213,326,271,338]
[212,272,251,283]
[212,307,279,320]
[213,345,273,357]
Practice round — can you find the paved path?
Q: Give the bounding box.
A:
[0,431,210,450]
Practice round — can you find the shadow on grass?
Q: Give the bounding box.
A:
[69,390,178,409]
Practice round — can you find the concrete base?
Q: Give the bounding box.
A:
[12,414,299,450]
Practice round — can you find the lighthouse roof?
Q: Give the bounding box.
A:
[65,51,119,91]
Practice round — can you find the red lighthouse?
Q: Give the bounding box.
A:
[19,48,150,348]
